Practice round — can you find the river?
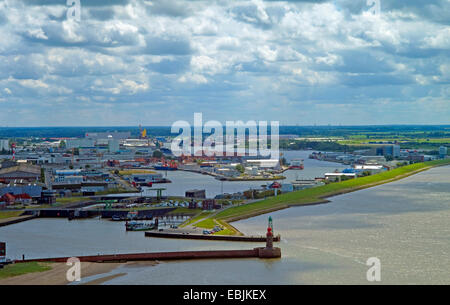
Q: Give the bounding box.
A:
[1,158,448,284]
[152,150,345,197]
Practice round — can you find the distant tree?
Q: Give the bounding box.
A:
[40,168,46,183]
[340,175,353,182]
[152,150,163,158]
[59,140,66,149]
[235,164,245,173]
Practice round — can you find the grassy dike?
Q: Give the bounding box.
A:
[214,159,450,227]
[0,262,52,280]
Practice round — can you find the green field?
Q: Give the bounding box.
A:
[0,262,52,279]
[179,211,212,227]
[195,218,217,229]
[0,211,23,220]
[55,197,87,205]
[215,159,450,222]
[118,169,157,175]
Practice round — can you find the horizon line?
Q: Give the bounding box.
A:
[1,124,450,129]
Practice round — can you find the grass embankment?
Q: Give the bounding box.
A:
[195,216,241,235]
[0,262,52,280]
[167,207,202,215]
[0,211,23,220]
[214,159,450,223]
[118,169,156,175]
[179,211,212,227]
[195,218,216,229]
[55,196,87,205]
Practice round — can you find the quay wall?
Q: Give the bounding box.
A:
[17,248,281,263]
[145,231,281,242]
[0,215,37,227]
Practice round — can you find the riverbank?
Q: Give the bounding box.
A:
[213,159,450,225]
[0,212,37,227]
[179,168,286,181]
[0,262,122,285]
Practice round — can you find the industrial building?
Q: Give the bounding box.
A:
[0,139,9,152]
[85,132,131,140]
[186,189,206,199]
[0,164,41,183]
[439,146,448,159]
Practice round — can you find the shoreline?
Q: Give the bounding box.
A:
[216,160,450,226]
[0,262,123,285]
[178,168,286,181]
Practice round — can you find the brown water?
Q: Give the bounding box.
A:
[1,165,449,284]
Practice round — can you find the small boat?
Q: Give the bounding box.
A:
[112,215,122,221]
[289,159,304,170]
[125,221,155,231]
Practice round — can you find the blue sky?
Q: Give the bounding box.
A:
[0,0,449,126]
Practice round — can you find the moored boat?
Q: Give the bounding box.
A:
[289,159,304,170]
[125,221,156,231]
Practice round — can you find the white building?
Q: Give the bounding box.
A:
[108,139,120,153]
[85,132,131,140]
[66,139,95,149]
[0,139,9,151]
[325,173,357,182]
[439,146,448,158]
[54,175,84,184]
[354,164,384,174]
[393,145,401,158]
[245,159,281,170]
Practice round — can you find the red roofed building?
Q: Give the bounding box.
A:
[14,193,32,204]
[269,182,281,189]
[0,193,15,206]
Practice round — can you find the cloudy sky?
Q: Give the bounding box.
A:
[0,0,449,126]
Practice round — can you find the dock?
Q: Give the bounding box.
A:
[144,231,280,242]
[0,215,37,228]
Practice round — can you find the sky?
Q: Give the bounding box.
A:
[0,0,449,126]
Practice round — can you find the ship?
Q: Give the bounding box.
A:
[154,165,177,171]
[153,161,178,171]
[289,159,304,170]
[125,221,156,231]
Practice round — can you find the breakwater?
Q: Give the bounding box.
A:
[17,248,281,263]
[0,215,37,227]
[145,231,281,242]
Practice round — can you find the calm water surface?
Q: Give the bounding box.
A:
[154,150,345,197]
[1,160,448,284]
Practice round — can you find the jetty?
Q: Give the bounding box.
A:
[144,231,280,242]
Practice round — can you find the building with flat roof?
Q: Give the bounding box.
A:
[439,146,448,159]
[185,189,206,199]
[0,164,41,182]
[245,159,281,170]
[0,139,9,152]
[85,132,131,140]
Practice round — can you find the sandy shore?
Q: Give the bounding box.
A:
[0,262,123,285]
